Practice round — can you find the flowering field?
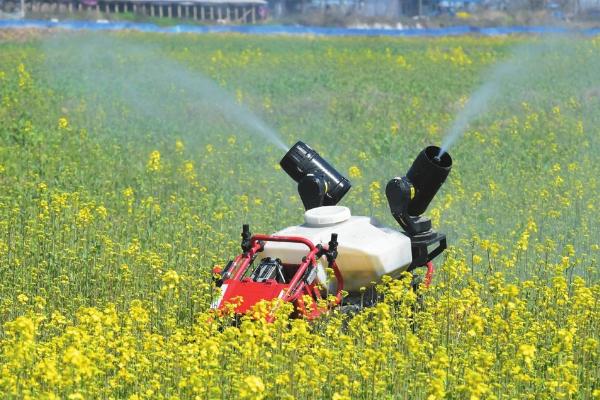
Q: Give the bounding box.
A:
[1,30,599,399]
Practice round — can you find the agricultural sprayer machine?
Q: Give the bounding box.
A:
[211,142,452,320]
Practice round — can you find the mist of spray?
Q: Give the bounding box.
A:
[438,38,571,157]
[42,33,288,151]
[438,66,514,157]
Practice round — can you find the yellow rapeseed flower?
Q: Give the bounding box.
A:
[175,139,185,154]
[348,166,362,178]
[147,150,162,172]
[58,117,69,129]
[240,375,265,399]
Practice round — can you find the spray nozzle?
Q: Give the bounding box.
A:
[386,145,452,235]
[280,141,352,210]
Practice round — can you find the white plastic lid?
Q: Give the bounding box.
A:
[304,206,351,226]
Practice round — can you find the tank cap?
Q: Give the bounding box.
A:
[304,206,351,226]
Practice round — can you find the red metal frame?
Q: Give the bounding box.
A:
[424,261,434,288]
[212,235,344,321]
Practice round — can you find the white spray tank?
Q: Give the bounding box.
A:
[262,206,413,292]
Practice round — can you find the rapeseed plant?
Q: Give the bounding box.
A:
[0,32,598,399]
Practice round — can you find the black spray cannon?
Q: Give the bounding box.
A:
[386,145,452,268]
[280,141,352,210]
